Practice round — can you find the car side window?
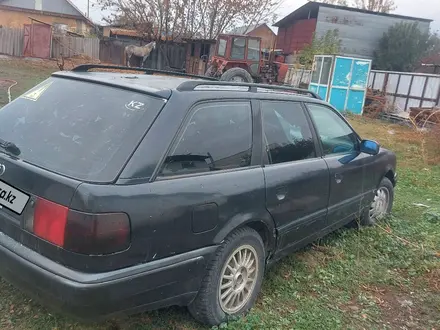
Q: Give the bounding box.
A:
[262,101,316,164]
[307,104,359,156]
[158,101,253,177]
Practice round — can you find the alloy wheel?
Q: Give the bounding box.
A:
[218,245,259,314]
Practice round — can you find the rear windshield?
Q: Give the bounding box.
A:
[0,77,165,182]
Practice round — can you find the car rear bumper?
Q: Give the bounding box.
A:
[0,231,217,320]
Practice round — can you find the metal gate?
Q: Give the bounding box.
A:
[23,24,52,58]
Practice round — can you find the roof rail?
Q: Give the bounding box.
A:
[177,81,321,99]
[71,64,218,81]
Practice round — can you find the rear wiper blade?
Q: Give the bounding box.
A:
[0,138,21,156]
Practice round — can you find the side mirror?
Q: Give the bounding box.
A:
[360,140,380,155]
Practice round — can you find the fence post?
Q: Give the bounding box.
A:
[436,83,440,107]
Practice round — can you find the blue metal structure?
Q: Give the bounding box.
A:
[309,55,372,114]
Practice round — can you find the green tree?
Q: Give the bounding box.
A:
[374,22,439,72]
[299,30,341,68]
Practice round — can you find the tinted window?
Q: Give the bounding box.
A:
[231,37,246,59]
[218,39,226,57]
[159,102,252,177]
[307,104,358,156]
[247,39,260,60]
[262,101,316,164]
[0,78,164,182]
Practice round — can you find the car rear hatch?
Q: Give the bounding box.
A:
[0,76,166,267]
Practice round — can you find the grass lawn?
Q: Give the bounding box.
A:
[0,60,439,330]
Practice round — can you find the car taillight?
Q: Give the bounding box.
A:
[34,198,68,246]
[64,211,130,255]
[31,197,130,255]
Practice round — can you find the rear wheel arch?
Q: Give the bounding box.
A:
[245,221,272,251]
[214,216,276,256]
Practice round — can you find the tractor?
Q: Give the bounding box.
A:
[205,34,286,84]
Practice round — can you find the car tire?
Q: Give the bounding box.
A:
[220,68,254,83]
[361,177,394,226]
[188,227,265,326]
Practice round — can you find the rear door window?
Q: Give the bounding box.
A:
[0,77,165,182]
[158,101,252,177]
[262,101,316,164]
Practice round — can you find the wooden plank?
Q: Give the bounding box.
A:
[50,36,100,59]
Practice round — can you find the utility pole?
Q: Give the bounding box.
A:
[87,0,90,17]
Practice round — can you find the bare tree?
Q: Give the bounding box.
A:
[314,0,396,13]
[353,0,396,12]
[99,0,281,40]
[316,0,349,5]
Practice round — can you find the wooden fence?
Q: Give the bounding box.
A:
[284,66,312,88]
[52,36,99,59]
[0,27,24,57]
[0,28,99,59]
[99,38,187,71]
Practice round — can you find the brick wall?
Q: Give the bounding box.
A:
[276,19,317,55]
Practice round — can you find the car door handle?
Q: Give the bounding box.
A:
[335,173,343,184]
[275,186,288,201]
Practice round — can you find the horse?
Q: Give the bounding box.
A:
[125,41,156,68]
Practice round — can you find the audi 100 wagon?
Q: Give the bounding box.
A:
[0,65,397,326]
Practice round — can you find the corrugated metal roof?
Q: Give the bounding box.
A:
[64,0,94,25]
[229,24,259,35]
[110,28,142,37]
[0,0,94,26]
[275,1,432,27]
[229,23,276,35]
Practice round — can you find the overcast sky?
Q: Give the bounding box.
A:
[73,0,440,32]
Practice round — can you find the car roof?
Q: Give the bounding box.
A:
[52,71,205,99]
[53,66,321,102]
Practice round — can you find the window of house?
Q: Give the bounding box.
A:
[307,104,358,156]
[262,101,316,164]
[231,37,246,59]
[159,101,253,177]
[218,39,227,57]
